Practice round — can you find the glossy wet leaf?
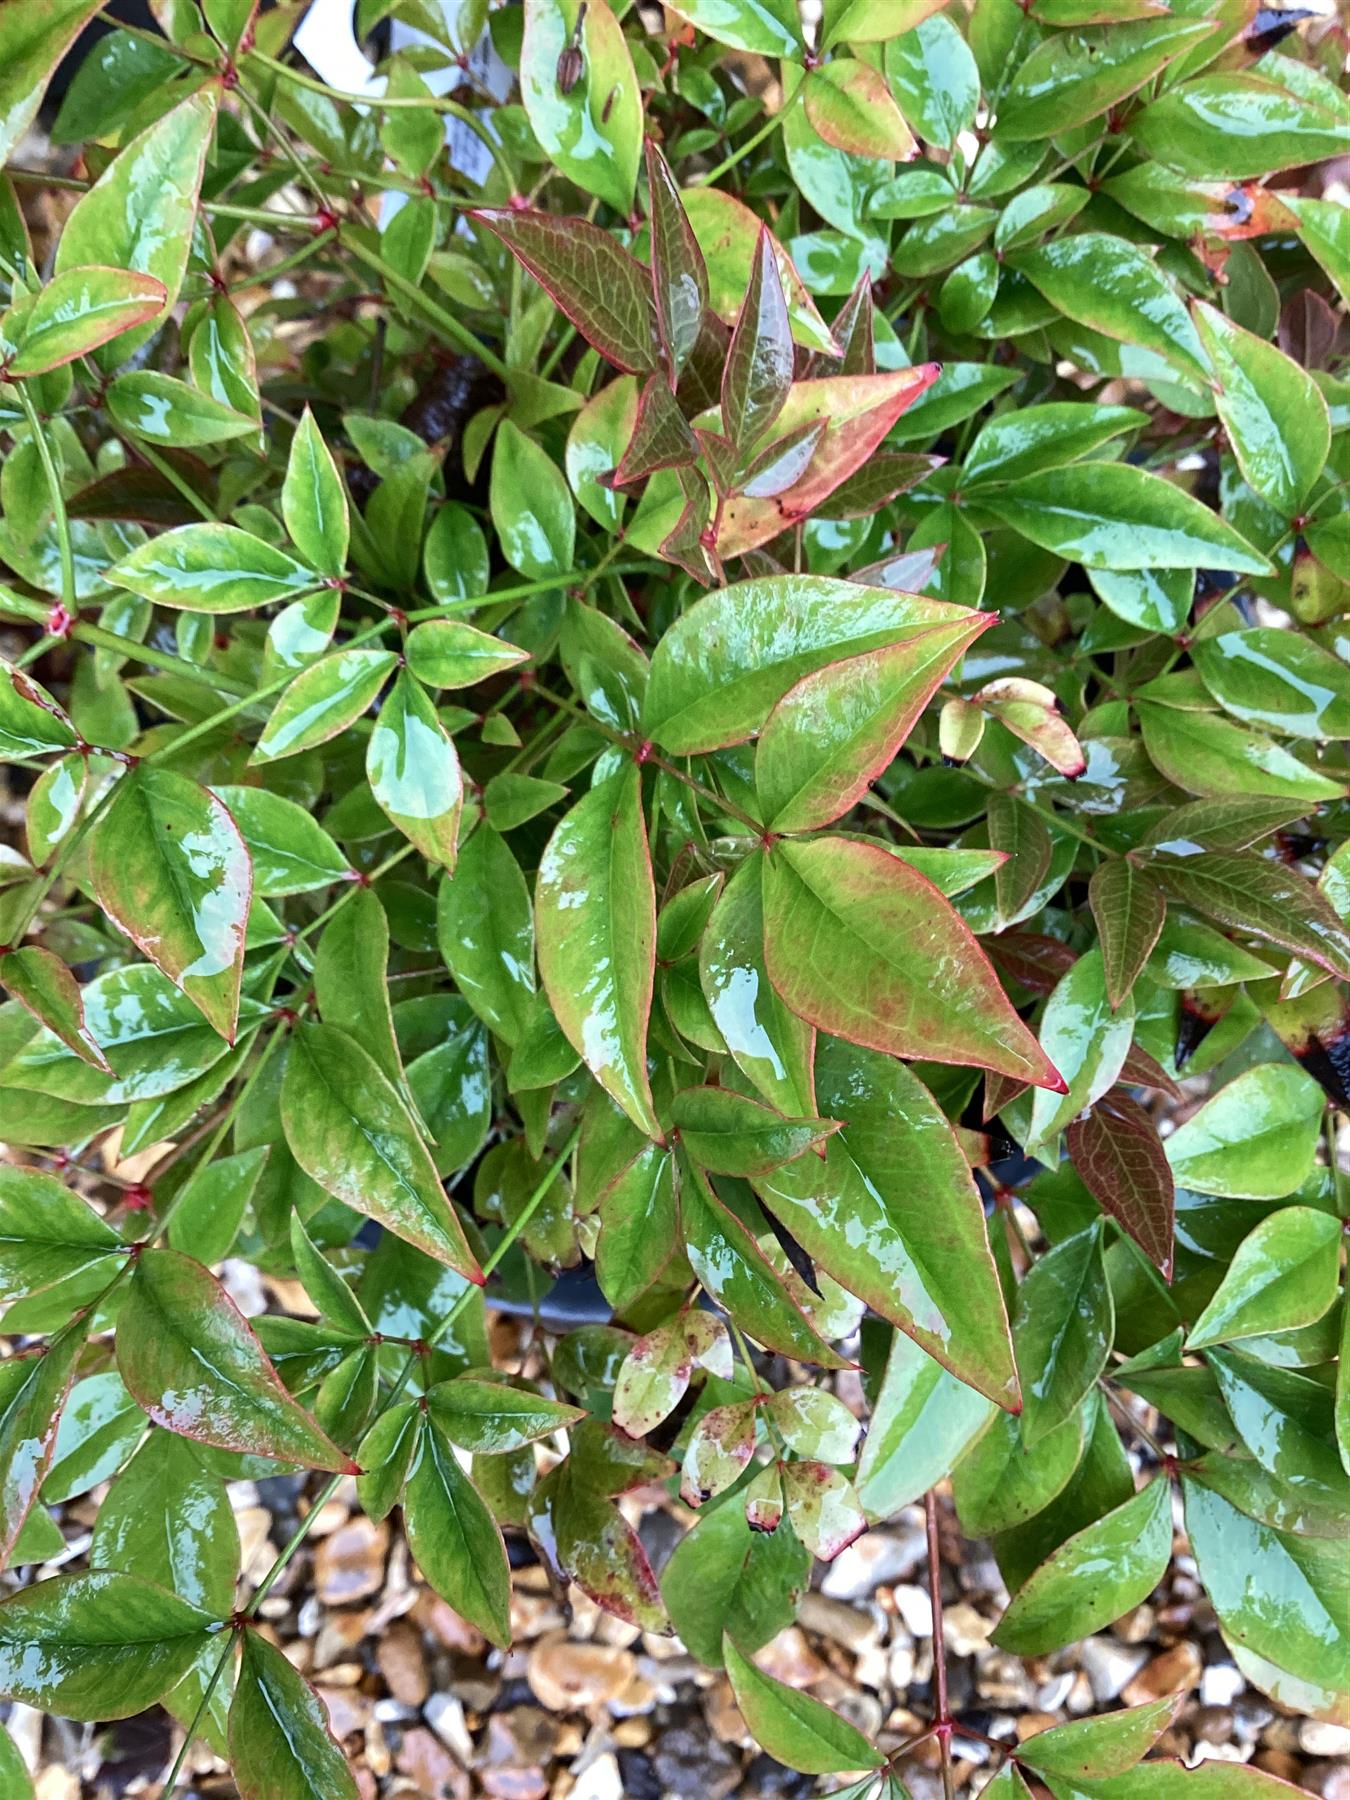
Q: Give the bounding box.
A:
[0,1165,121,1301]
[1066,1096,1175,1280]
[404,1415,512,1647]
[437,825,535,1045]
[1028,949,1134,1151]
[596,1142,678,1311]
[665,0,803,54]
[252,649,397,763]
[1205,1353,1350,1515]
[724,1632,883,1773]
[104,371,257,447]
[212,785,349,897]
[230,1628,359,1800]
[682,188,836,352]
[762,836,1065,1089]
[366,672,463,869]
[8,266,165,377]
[671,1085,836,1177]
[803,59,914,162]
[1191,629,1350,742]
[89,766,251,1042]
[426,1378,583,1454]
[953,1404,1084,1539]
[0,945,110,1072]
[964,403,1145,488]
[281,1021,480,1277]
[1020,1695,1184,1779]
[1188,1207,1341,1350]
[406,619,530,689]
[999,20,1214,141]
[991,1477,1172,1654]
[0,1328,82,1560]
[1129,72,1349,179]
[983,464,1270,574]
[856,1331,995,1519]
[0,0,104,166]
[282,406,349,576]
[0,1571,214,1720]
[885,15,979,150]
[662,1489,810,1665]
[1164,1064,1324,1199]
[92,1430,239,1615]
[109,523,317,613]
[0,662,78,759]
[1014,1223,1114,1446]
[476,207,660,376]
[722,228,793,459]
[1089,861,1165,1010]
[756,1036,1017,1405]
[520,0,640,214]
[755,613,993,833]
[535,765,659,1140]
[117,1249,349,1471]
[613,1312,731,1436]
[490,420,575,580]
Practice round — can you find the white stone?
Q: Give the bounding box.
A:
[1200,1664,1245,1708]
[894,1584,934,1638]
[821,1525,926,1598]
[568,1753,624,1800]
[1301,1723,1350,1758]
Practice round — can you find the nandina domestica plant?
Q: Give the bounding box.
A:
[0,0,1345,1794]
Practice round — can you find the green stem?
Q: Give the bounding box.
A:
[14,384,75,613]
[697,88,801,188]
[341,232,510,380]
[160,1633,235,1796]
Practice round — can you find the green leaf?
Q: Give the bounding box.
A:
[281,1020,481,1277]
[536,765,660,1139]
[117,1249,350,1471]
[42,1370,143,1503]
[0,0,104,167]
[0,1723,31,1800]
[855,1330,995,1519]
[104,371,258,446]
[54,90,216,368]
[473,208,661,375]
[885,15,979,150]
[756,1036,1018,1406]
[993,1390,1135,1596]
[1019,1695,1184,1779]
[803,59,915,161]
[0,660,78,757]
[404,1414,512,1647]
[990,1477,1172,1653]
[0,1571,214,1720]
[1013,1222,1113,1446]
[109,522,317,613]
[313,889,404,1091]
[755,613,993,833]
[1164,1063,1324,1199]
[406,619,530,689]
[437,825,535,1045]
[1206,1352,1350,1514]
[252,649,397,763]
[355,1402,421,1523]
[1129,72,1348,179]
[1187,1207,1341,1350]
[662,1489,810,1666]
[1182,1477,1349,1692]
[1193,303,1329,517]
[427,1378,583,1454]
[723,227,794,458]
[519,0,641,214]
[529,1455,669,1631]
[8,266,166,376]
[230,1628,359,1800]
[613,1312,731,1435]
[964,403,1146,489]
[1009,234,1205,382]
[596,1142,678,1311]
[643,574,966,755]
[213,784,350,897]
[92,1430,239,1614]
[665,0,803,55]
[700,856,817,1117]
[671,1085,837,1176]
[761,837,1066,1089]
[490,419,575,580]
[998,19,1215,141]
[0,1329,82,1559]
[0,944,111,1072]
[1191,628,1350,742]
[1089,861,1165,1009]
[723,1633,883,1774]
[953,1404,1085,1538]
[681,1158,846,1367]
[1138,698,1344,805]
[982,464,1270,574]
[682,188,836,352]
[1066,1095,1175,1280]
[1028,949,1134,1151]
[282,406,349,576]
[89,766,251,1042]
[366,672,463,869]
[0,1164,121,1300]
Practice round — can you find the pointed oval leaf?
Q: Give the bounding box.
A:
[1066,1096,1175,1280]
[366,672,463,869]
[406,618,530,689]
[426,1378,584,1454]
[211,785,350,898]
[536,765,660,1140]
[8,265,166,376]
[404,1416,512,1647]
[282,406,349,576]
[230,1628,359,1800]
[281,1020,481,1278]
[1187,1207,1341,1351]
[252,649,397,763]
[1013,1222,1114,1446]
[671,1085,837,1177]
[762,837,1065,1089]
[88,766,251,1043]
[116,1249,350,1472]
[1164,1063,1324,1199]
[108,523,317,613]
[723,1632,883,1774]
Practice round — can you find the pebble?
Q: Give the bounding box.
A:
[894,1584,934,1638]
[797,1591,883,1653]
[821,1524,926,1598]
[425,1692,475,1763]
[527,1636,636,1711]
[313,1516,388,1606]
[1122,1641,1203,1704]
[1200,1664,1245,1707]
[397,1727,471,1800]
[1079,1636,1150,1702]
[1301,1723,1350,1758]
[652,1722,741,1799]
[376,1620,429,1707]
[944,1602,993,1657]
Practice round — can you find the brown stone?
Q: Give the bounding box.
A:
[1122,1641,1203,1705]
[314,1515,389,1606]
[378,1620,430,1707]
[526,1635,636,1712]
[397,1726,471,1800]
